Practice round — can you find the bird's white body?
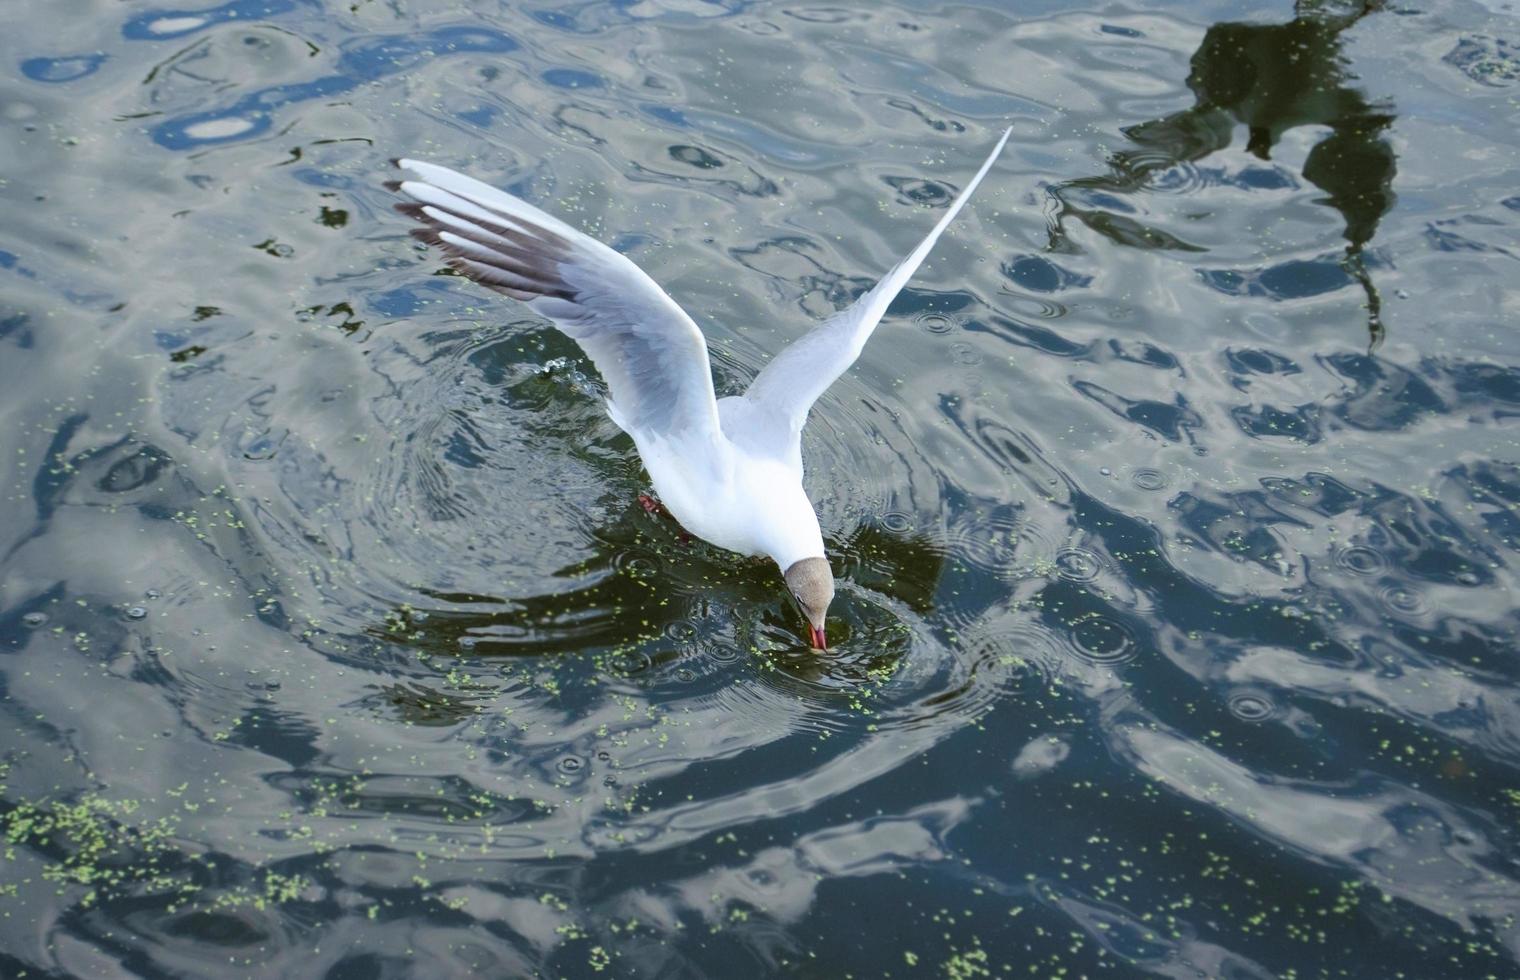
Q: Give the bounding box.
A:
[393,129,1011,635]
[638,397,823,568]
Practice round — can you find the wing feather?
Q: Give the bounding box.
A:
[393,160,725,448]
[740,128,1012,448]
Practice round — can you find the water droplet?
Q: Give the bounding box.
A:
[125,606,148,621]
[21,612,48,629]
[144,589,162,600]
[457,636,477,650]
[1130,467,1169,492]
[556,755,584,774]
[1099,466,1112,477]
[880,511,913,533]
[664,620,698,643]
[1456,570,1481,586]
[1227,690,1276,722]
[410,610,429,624]
[675,667,697,683]
[1053,547,1103,583]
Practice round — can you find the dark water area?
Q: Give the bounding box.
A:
[3,0,1520,975]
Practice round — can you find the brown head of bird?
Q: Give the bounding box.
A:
[783,557,834,650]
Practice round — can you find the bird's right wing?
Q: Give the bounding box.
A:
[740,128,1012,446]
[394,159,725,449]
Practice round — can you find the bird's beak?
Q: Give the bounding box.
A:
[808,624,828,651]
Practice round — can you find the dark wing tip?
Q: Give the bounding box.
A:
[447,257,575,302]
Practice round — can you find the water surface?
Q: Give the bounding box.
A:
[4,0,1520,976]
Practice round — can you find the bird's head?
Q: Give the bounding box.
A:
[783,557,834,650]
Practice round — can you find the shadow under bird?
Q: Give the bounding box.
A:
[392,128,1011,649]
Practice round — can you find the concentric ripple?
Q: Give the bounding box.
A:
[943,508,1059,579]
[1053,546,1105,583]
[913,310,961,335]
[1380,584,1429,617]
[1226,688,1278,722]
[1068,615,1139,667]
[1335,543,1388,576]
[998,293,1070,319]
[6,1,1520,976]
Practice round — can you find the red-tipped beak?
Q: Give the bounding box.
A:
[808,625,828,650]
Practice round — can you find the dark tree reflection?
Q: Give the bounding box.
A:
[1050,0,1395,347]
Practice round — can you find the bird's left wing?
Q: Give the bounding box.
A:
[740,128,1012,445]
[393,159,725,448]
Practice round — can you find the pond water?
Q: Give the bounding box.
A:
[3,0,1520,975]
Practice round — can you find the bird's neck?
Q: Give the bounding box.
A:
[760,492,826,572]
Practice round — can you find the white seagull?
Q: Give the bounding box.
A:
[393,128,1011,649]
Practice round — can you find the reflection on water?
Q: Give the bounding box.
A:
[3,0,1520,975]
[1049,0,1396,347]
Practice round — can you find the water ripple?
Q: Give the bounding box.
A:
[5,0,1520,975]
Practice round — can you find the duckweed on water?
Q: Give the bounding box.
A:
[5,0,1520,974]
[1,794,194,907]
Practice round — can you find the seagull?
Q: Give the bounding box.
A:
[393,128,1011,650]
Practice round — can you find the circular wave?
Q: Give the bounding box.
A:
[1335,544,1388,576]
[913,310,960,335]
[1053,546,1105,583]
[1141,158,1208,195]
[1380,584,1429,618]
[943,507,1059,580]
[873,617,1063,733]
[998,293,1069,320]
[1226,688,1278,723]
[1068,615,1139,667]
